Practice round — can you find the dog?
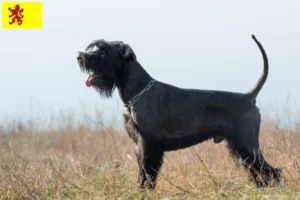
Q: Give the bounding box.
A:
[77,35,281,189]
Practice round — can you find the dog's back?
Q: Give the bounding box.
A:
[141,82,258,139]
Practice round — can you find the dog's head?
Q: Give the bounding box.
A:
[77,39,136,97]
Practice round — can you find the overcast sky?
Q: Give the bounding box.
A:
[0,0,299,128]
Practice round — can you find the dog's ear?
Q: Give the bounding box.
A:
[120,43,136,62]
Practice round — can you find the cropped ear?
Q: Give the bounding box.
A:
[120,43,136,62]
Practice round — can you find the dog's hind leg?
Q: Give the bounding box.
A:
[226,127,281,187]
[227,139,265,187]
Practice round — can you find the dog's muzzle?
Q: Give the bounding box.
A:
[77,52,86,68]
[77,52,95,87]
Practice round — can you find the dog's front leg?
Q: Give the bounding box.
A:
[138,137,164,190]
[134,140,146,188]
[123,114,164,189]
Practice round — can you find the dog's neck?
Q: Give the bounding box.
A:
[118,61,153,106]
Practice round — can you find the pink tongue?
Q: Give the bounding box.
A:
[86,74,95,87]
[86,80,91,87]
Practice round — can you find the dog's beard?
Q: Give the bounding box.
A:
[77,53,115,98]
[78,56,89,74]
[90,73,116,98]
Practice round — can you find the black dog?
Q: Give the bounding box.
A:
[77,35,281,189]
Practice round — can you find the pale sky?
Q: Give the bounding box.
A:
[0,0,299,129]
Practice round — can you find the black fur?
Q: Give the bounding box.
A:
[77,35,282,189]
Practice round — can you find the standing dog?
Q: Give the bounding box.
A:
[77,35,281,189]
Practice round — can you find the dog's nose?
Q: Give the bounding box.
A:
[77,52,84,60]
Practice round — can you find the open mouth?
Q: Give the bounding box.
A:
[86,73,96,87]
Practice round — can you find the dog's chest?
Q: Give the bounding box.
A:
[130,108,149,126]
[130,109,137,123]
[129,107,160,133]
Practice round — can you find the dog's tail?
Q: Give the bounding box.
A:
[246,34,269,101]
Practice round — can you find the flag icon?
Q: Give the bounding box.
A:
[2,2,42,29]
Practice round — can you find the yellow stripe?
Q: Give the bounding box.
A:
[2,2,42,29]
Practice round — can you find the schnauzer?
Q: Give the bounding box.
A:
[77,35,281,189]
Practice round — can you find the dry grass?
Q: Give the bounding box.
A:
[1,107,300,200]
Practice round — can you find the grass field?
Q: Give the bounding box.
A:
[1,107,300,200]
